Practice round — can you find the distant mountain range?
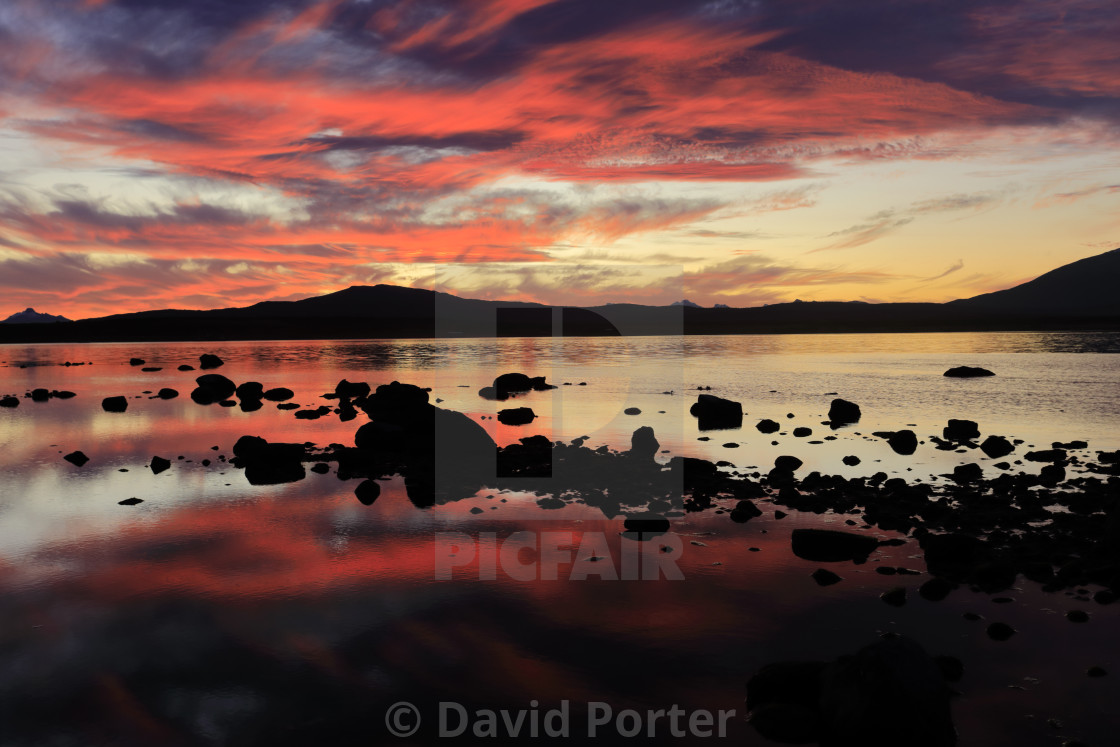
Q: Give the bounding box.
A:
[1,248,1118,342]
[1,308,72,324]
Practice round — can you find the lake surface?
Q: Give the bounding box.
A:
[1,332,1119,745]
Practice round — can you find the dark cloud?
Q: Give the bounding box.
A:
[301,130,527,153]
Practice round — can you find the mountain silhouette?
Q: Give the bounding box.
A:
[1,249,1117,342]
[1,308,71,324]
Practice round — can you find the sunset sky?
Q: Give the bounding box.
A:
[1,0,1118,318]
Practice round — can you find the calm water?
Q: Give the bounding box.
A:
[1,332,1119,745]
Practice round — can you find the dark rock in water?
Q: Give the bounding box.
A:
[793,427,812,437]
[730,499,763,522]
[360,380,431,421]
[102,396,128,413]
[496,434,552,478]
[775,455,803,471]
[150,456,171,474]
[235,381,264,400]
[231,435,308,485]
[630,426,659,461]
[63,450,89,467]
[310,462,330,474]
[980,435,1014,459]
[118,497,144,506]
[355,479,381,505]
[0,395,18,408]
[191,373,236,404]
[1066,609,1090,623]
[746,636,956,747]
[756,418,780,433]
[1025,448,1067,463]
[690,393,743,430]
[828,398,862,425]
[129,358,145,366]
[943,419,980,441]
[842,455,861,466]
[335,379,371,400]
[950,463,983,483]
[792,528,879,562]
[1039,463,1066,486]
[497,407,536,425]
[177,364,195,371]
[276,402,300,410]
[919,577,953,601]
[986,622,1015,641]
[239,399,262,412]
[52,390,76,399]
[919,533,991,580]
[141,367,161,372]
[881,587,907,606]
[263,387,294,402]
[812,568,843,586]
[874,429,918,455]
[30,388,50,401]
[623,407,641,415]
[199,353,224,369]
[623,513,670,534]
[944,366,994,377]
[489,372,556,399]
[294,409,321,420]
[156,388,178,400]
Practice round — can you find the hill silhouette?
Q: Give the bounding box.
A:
[1,249,1117,342]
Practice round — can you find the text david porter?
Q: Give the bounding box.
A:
[439,701,736,738]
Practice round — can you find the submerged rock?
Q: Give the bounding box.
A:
[944,366,994,377]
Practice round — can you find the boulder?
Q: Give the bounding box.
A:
[775,455,803,472]
[623,513,670,534]
[793,427,812,437]
[943,419,980,441]
[629,426,659,461]
[828,398,861,425]
[335,379,371,400]
[873,429,918,455]
[690,394,743,430]
[943,366,994,377]
[262,387,294,402]
[0,395,19,408]
[102,396,128,413]
[623,407,641,415]
[490,372,555,399]
[355,479,381,505]
[791,528,879,562]
[64,450,89,467]
[129,358,145,366]
[730,499,763,523]
[230,435,307,485]
[979,435,1013,459]
[497,407,537,426]
[950,463,983,483]
[756,419,780,434]
[235,381,265,400]
[150,456,171,475]
[1025,449,1067,463]
[842,455,861,466]
[157,388,179,400]
[812,568,843,586]
[199,353,224,370]
[30,388,50,402]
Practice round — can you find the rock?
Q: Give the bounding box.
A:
[118,497,143,506]
[791,528,879,562]
[756,419,780,433]
[943,366,995,377]
[630,426,660,461]
[156,388,178,400]
[199,353,224,369]
[191,374,236,404]
[310,462,330,474]
[986,622,1015,641]
[63,450,89,467]
[623,513,670,534]
[497,407,536,425]
[828,398,861,425]
[950,463,983,483]
[980,435,1014,459]
[263,387,294,402]
[842,455,861,466]
[943,419,980,441]
[235,381,264,400]
[730,499,763,522]
[150,456,171,474]
[276,402,300,410]
[102,396,128,413]
[1039,464,1066,485]
[332,379,370,400]
[1066,609,1090,623]
[1025,448,1067,463]
[874,429,918,455]
[775,455,803,471]
[30,388,50,401]
[793,427,812,437]
[355,479,381,505]
[0,395,18,408]
[690,394,743,430]
[231,435,307,485]
[177,364,195,371]
[812,568,843,586]
[489,372,556,399]
[141,367,162,372]
[623,407,641,415]
[52,390,76,399]
[129,358,145,366]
